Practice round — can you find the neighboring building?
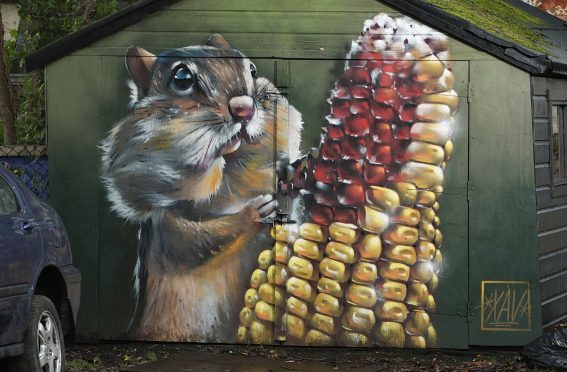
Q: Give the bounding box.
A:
[26,0,567,348]
[522,0,567,20]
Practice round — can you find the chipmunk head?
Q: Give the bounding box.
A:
[101,35,302,221]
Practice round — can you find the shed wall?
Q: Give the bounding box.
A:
[531,76,567,329]
[45,0,541,347]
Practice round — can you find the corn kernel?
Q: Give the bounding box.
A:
[383,225,418,245]
[319,257,351,283]
[342,306,376,332]
[314,293,343,317]
[288,256,318,281]
[317,277,344,298]
[416,241,436,261]
[299,222,328,243]
[366,186,401,212]
[375,322,405,348]
[338,329,370,347]
[286,296,310,319]
[325,241,357,264]
[386,182,417,207]
[391,206,420,226]
[406,282,429,307]
[293,239,323,261]
[351,261,378,285]
[383,245,417,265]
[286,277,316,302]
[329,222,360,244]
[401,162,444,189]
[244,288,260,308]
[255,300,275,323]
[407,142,445,166]
[376,280,407,302]
[274,241,292,264]
[379,261,410,282]
[250,269,267,289]
[310,313,337,335]
[239,307,254,327]
[305,329,334,346]
[354,233,382,261]
[249,320,273,344]
[346,283,377,307]
[258,249,274,270]
[406,335,427,349]
[375,301,408,323]
[358,205,390,234]
[286,314,306,340]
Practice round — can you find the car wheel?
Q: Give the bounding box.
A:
[12,295,65,372]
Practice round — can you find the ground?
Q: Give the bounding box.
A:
[65,343,544,371]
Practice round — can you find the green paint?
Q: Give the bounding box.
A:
[423,0,550,53]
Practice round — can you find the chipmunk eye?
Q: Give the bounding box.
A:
[172,65,195,91]
[250,62,257,78]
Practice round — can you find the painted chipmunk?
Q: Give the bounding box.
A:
[101,34,303,342]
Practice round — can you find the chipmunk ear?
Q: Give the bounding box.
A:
[207,34,231,49]
[125,46,157,96]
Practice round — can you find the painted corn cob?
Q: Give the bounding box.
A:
[237,13,458,348]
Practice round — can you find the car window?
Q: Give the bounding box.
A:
[0,174,20,215]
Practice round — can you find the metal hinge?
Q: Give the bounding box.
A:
[261,213,296,225]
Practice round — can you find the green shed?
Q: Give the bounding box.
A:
[26,0,567,348]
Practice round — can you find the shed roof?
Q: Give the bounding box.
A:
[25,0,567,76]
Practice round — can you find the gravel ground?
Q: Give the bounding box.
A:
[64,342,545,371]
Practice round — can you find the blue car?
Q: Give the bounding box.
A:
[0,164,80,372]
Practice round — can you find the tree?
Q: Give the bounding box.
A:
[0,11,16,145]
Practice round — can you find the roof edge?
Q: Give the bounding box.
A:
[24,0,177,72]
[380,0,562,77]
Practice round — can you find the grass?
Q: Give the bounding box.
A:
[423,0,552,54]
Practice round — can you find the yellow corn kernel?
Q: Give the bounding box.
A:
[346,283,377,308]
[428,273,439,292]
[239,307,254,327]
[314,293,343,317]
[416,190,437,207]
[406,142,445,166]
[379,261,410,282]
[366,186,400,212]
[418,207,436,222]
[410,122,452,146]
[305,329,334,346]
[329,222,360,244]
[391,206,420,226]
[249,320,273,344]
[433,216,441,227]
[325,241,357,264]
[267,265,276,284]
[375,322,405,348]
[383,245,417,265]
[250,269,267,289]
[421,90,459,114]
[386,182,417,207]
[255,300,275,323]
[274,263,289,286]
[375,301,408,323]
[351,261,378,285]
[401,162,444,189]
[288,256,318,281]
[274,241,292,264]
[342,306,376,333]
[383,225,419,245]
[286,296,310,319]
[244,288,260,308]
[359,205,390,234]
[286,314,306,340]
[319,257,351,283]
[427,325,438,347]
[286,277,316,303]
[434,229,443,248]
[293,239,323,261]
[406,310,430,336]
[426,294,436,312]
[432,201,440,213]
[272,224,299,243]
[338,329,370,347]
[236,325,248,343]
[416,241,436,261]
[258,249,274,270]
[354,233,382,261]
[260,283,285,308]
[299,222,328,243]
[432,185,443,198]
[310,313,338,335]
[411,262,434,283]
[414,55,445,82]
[406,282,429,307]
[376,280,407,302]
[419,221,436,241]
[433,250,443,274]
[444,140,454,161]
[317,277,344,298]
[406,335,427,349]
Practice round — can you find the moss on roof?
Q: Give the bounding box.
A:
[422,0,550,53]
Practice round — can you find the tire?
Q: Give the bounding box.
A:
[11,295,65,372]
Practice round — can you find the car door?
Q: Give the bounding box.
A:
[0,171,43,346]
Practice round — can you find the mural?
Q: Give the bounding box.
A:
[523,0,567,20]
[101,13,458,347]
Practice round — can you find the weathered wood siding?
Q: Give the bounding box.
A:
[532,76,567,329]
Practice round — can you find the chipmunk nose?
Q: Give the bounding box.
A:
[229,96,255,122]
